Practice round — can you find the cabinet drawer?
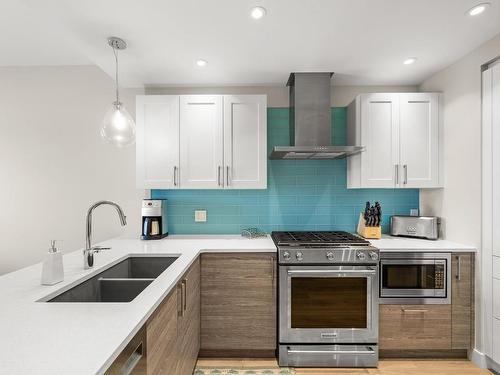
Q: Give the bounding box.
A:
[380,305,451,350]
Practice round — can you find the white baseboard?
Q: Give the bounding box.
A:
[487,357,500,374]
[471,348,487,368]
[472,348,500,373]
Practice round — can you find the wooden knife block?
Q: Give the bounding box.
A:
[357,213,382,239]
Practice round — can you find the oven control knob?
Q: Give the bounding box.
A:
[296,251,304,261]
[369,251,379,261]
[357,251,367,261]
[326,251,335,260]
[283,251,291,261]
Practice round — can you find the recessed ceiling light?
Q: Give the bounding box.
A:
[467,2,490,16]
[403,57,418,65]
[196,59,208,67]
[250,6,267,20]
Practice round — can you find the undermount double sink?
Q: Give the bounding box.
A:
[47,256,178,303]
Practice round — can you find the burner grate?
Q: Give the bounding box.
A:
[272,231,370,246]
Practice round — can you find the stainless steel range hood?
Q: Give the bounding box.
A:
[269,72,364,160]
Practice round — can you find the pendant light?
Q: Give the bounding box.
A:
[100,37,136,147]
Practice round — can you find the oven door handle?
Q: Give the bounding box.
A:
[287,269,376,276]
[287,348,376,355]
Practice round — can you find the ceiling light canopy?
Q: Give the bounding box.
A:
[250,6,267,19]
[101,37,136,148]
[196,59,208,67]
[467,2,490,16]
[403,57,418,65]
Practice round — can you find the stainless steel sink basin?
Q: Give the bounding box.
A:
[48,256,178,303]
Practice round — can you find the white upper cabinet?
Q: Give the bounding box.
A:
[179,95,224,189]
[136,94,267,189]
[353,93,400,188]
[136,95,180,189]
[399,93,440,188]
[223,95,267,189]
[347,92,442,189]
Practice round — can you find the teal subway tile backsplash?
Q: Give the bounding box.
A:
[152,107,419,234]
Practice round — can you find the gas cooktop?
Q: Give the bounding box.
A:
[272,231,378,264]
[271,231,370,247]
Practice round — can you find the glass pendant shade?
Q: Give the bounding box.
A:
[101,101,136,147]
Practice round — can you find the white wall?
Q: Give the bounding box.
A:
[0,66,145,275]
[419,33,500,358]
[146,85,417,107]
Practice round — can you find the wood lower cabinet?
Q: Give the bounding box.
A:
[380,304,452,350]
[451,253,474,350]
[200,253,277,357]
[146,258,200,375]
[379,252,475,358]
[176,258,201,374]
[147,290,178,375]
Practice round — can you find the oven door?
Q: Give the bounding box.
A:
[279,265,378,344]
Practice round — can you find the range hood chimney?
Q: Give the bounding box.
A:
[269,72,364,160]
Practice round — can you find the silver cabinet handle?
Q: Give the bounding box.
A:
[217,166,221,186]
[395,164,399,185]
[173,166,178,186]
[178,283,184,317]
[121,341,144,375]
[403,164,408,185]
[182,279,187,312]
[401,308,428,313]
[226,166,230,186]
[456,256,461,281]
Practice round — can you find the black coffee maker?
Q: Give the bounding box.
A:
[141,199,168,240]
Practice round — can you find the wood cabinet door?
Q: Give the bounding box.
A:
[223,95,267,189]
[380,304,451,350]
[146,289,179,375]
[359,93,400,188]
[176,258,201,375]
[451,253,474,350]
[179,95,223,189]
[200,253,277,356]
[399,93,441,188]
[136,95,180,189]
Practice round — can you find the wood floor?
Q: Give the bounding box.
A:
[196,358,492,375]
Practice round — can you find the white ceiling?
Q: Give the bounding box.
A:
[2,0,500,87]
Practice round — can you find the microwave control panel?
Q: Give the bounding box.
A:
[434,260,446,295]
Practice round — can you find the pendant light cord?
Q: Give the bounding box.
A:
[113,46,120,104]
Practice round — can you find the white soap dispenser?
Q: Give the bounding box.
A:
[41,240,64,286]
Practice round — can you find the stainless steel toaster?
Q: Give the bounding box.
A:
[390,216,440,240]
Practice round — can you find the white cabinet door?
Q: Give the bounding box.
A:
[399,93,441,188]
[223,95,267,189]
[179,95,223,189]
[136,95,179,189]
[360,94,400,188]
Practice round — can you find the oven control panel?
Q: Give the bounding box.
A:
[278,247,379,265]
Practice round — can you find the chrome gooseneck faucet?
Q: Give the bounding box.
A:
[84,200,127,269]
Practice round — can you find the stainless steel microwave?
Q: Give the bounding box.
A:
[379,252,451,304]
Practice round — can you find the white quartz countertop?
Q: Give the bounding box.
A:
[0,234,475,375]
[0,235,276,375]
[371,235,476,252]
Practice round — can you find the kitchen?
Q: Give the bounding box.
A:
[0,1,499,374]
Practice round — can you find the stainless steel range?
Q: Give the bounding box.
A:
[272,231,379,368]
